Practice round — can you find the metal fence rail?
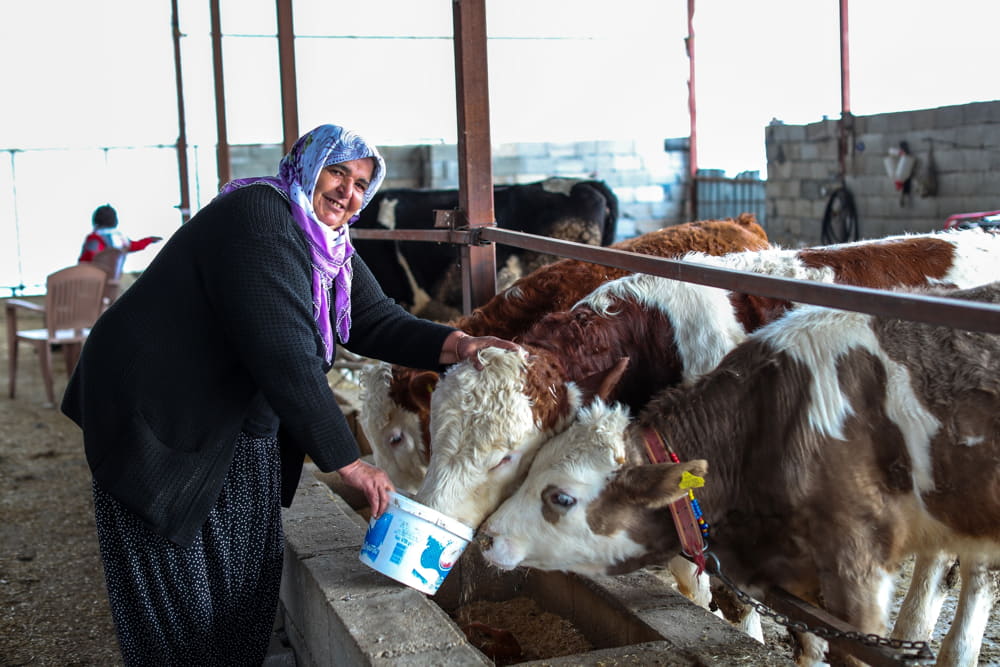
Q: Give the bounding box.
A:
[350,225,1000,334]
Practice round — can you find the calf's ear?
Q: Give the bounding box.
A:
[407,371,440,414]
[576,356,630,405]
[615,459,709,509]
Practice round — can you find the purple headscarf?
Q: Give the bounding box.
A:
[218,124,386,362]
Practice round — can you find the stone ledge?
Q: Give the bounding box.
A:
[280,466,792,666]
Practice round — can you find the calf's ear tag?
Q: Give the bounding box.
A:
[679,471,704,490]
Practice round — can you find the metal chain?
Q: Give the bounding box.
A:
[703,551,936,663]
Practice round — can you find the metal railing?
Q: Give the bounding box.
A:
[350,224,1000,334]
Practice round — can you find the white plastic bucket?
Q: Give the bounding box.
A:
[359,491,474,595]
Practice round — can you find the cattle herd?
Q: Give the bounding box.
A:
[352,177,620,321]
[353,204,1000,667]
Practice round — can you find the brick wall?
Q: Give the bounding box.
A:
[765,100,1000,246]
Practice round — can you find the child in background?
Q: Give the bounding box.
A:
[79,204,162,262]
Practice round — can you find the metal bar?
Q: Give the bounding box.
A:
[351,228,467,244]
[686,0,698,220]
[452,0,496,313]
[276,0,299,155]
[839,0,851,115]
[170,0,192,223]
[944,209,1000,230]
[837,0,852,180]
[351,226,1000,334]
[765,587,919,666]
[478,228,1000,334]
[209,0,231,189]
[7,150,25,295]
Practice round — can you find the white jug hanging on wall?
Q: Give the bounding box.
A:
[883,143,915,192]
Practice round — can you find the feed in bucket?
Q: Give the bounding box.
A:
[359,491,474,595]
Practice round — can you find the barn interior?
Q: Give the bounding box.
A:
[2,1,999,666]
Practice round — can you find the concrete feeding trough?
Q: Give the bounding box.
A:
[281,466,792,666]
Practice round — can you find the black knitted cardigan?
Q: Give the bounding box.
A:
[62,185,454,546]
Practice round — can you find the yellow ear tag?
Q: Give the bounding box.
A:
[679,471,705,490]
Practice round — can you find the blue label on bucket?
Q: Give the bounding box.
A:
[413,535,464,590]
[389,541,408,565]
[361,512,394,561]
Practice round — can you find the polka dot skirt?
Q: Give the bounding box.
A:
[93,432,284,666]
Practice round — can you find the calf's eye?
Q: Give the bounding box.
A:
[549,491,576,508]
[489,455,512,472]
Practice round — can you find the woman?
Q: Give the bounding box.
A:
[78,203,162,262]
[61,124,517,666]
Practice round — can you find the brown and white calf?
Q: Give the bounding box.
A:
[416,227,1000,654]
[359,214,770,492]
[416,227,1000,528]
[478,281,1000,667]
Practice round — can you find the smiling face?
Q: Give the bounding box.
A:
[311,157,374,229]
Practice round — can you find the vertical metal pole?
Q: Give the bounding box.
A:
[210,0,231,189]
[838,0,851,179]
[686,0,698,221]
[452,0,496,313]
[8,150,25,294]
[276,0,300,155]
[171,0,192,223]
[839,0,851,116]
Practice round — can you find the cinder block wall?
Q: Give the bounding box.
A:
[765,100,1000,246]
[230,139,689,240]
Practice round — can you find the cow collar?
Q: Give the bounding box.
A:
[641,426,709,575]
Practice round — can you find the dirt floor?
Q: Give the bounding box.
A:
[3,296,999,666]
[1,299,121,666]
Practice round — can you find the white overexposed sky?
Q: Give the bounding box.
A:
[4,1,997,167]
[1,0,997,291]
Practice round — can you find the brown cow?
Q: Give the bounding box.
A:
[419,228,1000,657]
[479,281,1000,667]
[359,214,769,493]
[419,228,1000,529]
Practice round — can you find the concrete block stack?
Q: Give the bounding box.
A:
[765,100,1000,246]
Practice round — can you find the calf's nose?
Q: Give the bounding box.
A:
[475,531,494,551]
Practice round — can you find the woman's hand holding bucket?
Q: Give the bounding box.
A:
[338,459,395,518]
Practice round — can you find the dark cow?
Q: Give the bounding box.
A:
[352,177,619,318]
